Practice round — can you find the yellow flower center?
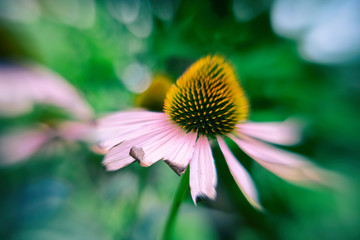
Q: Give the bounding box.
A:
[164,55,249,136]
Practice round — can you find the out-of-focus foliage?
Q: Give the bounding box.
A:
[0,0,359,240]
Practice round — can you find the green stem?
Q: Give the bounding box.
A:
[161,169,190,240]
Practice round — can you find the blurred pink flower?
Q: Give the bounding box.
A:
[96,56,332,208]
[0,127,52,166]
[0,62,95,165]
[0,121,95,166]
[0,63,93,120]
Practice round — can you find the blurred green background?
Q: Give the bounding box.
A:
[0,0,359,239]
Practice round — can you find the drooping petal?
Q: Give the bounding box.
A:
[98,110,165,127]
[190,136,217,204]
[103,121,174,170]
[256,160,322,183]
[231,134,327,185]
[0,128,52,165]
[217,137,262,210]
[96,111,168,151]
[102,113,191,171]
[0,63,93,120]
[236,119,302,146]
[164,131,197,175]
[139,124,189,167]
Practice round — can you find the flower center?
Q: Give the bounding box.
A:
[164,55,249,136]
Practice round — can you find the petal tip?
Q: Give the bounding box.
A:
[164,159,187,176]
[249,200,264,212]
[104,164,119,171]
[191,191,217,205]
[91,145,108,155]
[129,146,145,162]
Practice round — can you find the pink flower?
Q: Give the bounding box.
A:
[96,55,330,209]
[0,121,95,166]
[0,63,93,120]
[0,63,95,165]
[0,127,52,166]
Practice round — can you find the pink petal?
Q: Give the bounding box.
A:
[102,124,172,170]
[0,63,93,120]
[103,117,186,171]
[257,160,321,183]
[96,111,169,151]
[139,125,187,167]
[231,134,327,185]
[164,131,198,175]
[0,128,52,165]
[98,110,164,127]
[236,119,302,146]
[190,136,217,204]
[217,137,262,210]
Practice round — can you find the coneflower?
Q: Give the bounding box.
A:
[97,55,329,209]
